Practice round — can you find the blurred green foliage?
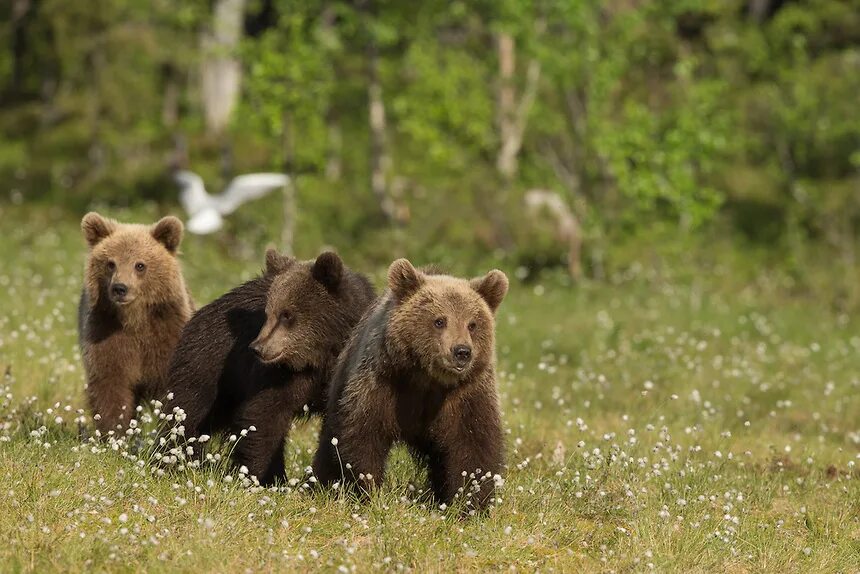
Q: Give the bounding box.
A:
[0,0,858,278]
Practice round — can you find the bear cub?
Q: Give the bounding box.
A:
[165,249,375,485]
[313,259,509,513]
[78,212,194,435]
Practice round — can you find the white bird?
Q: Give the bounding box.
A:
[173,170,290,234]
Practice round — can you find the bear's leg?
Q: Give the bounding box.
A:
[409,439,446,504]
[339,424,394,495]
[432,389,505,513]
[82,337,141,435]
[84,353,138,436]
[86,374,136,436]
[231,395,292,485]
[315,376,396,496]
[163,366,220,438]
[234,433,286,486]
[231,376,318,485]
[314,418,392,492]
[311,420,343,485]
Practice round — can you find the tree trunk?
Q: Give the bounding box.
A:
[325,112,343,182]
[496,32,541,182]
[748,0,772,22]
[281,178,296,257]
[11,0,32,94]
[170,133,188,171]
[86,48,106,177]
[162,65,180,129]
[496,32,516,181]
[778,139,807,269]
[201,0,245,135]
[840,184,858,309]
[368,38,395,222]
[492,29,543,250]
[281,109,296,256]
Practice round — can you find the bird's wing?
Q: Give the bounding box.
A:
[216,173,290,215]
[186,207,224,235]
[174,170,211,217]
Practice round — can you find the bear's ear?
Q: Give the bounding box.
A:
[470,269,509,314]
[388,258,424,300]
[265,248,295,275]
[151,216,184,253]
[81,212,117,248]
[312,251,344,293]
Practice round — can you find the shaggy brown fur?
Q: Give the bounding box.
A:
[165,249,375,485]
[78,212,193,435]
[312,259,509,514]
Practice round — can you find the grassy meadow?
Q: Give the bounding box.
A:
[1,203,859,573]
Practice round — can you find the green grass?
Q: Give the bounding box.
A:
[0,203,859,572]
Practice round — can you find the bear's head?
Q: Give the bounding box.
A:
[385,259,508,385]
[82,212,185,308]
[250,249,361,371]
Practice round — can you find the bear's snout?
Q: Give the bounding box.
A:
[249,330,288,365]
[249,337,277,363]
[110,282,129,302]
[452,344,472,369]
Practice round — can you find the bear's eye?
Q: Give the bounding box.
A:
[135,262,146,273]
[106,260,116,272]
[280,311,293,323]
[468,321,477,332]
[434,318,446,329]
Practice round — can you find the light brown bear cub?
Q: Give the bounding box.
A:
[78,212,193,435]
[313,259,509,514]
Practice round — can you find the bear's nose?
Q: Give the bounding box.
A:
[249,339,263,357]
[111,283,128,298]
[452,345,472,366]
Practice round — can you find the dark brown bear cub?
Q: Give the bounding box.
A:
[313,259,509,514]
[165,249,374,485]
[78,212,193,435]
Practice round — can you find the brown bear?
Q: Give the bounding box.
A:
[312,259,509,514]
[164,249,375,485]
[78,212,193,435]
